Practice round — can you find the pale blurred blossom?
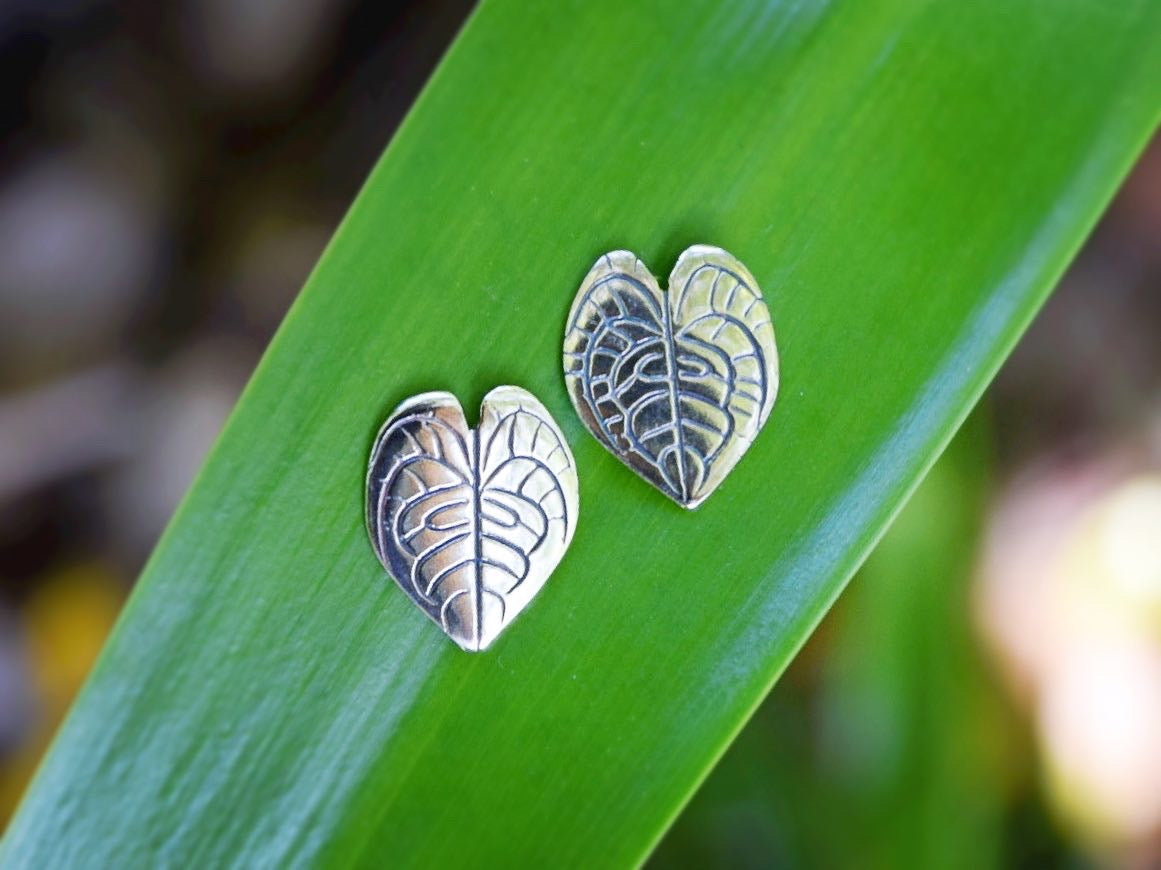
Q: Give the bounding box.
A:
[978,464,1161,858]
[0,155,157,362]
[181,0,349,94]
[105,339,253,555]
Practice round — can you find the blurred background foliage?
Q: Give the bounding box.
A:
[0,1,1159,866]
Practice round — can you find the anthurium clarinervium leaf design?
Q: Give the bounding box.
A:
[365,386,578,651]
[563,246,779,508]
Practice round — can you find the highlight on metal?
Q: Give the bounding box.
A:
[563,245,778,508]
[366,386,578,651]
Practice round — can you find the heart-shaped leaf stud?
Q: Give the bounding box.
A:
[563,245,779,509]
[366,386,578,651]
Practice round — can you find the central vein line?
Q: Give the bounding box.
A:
[470,428,483,648]
[659,287,687,502]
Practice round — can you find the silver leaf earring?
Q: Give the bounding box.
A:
[563,245,779,509]
[366,386,578,651]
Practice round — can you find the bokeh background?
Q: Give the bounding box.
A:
[1,2,1159,865]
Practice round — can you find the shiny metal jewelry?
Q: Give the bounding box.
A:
[366,386,578,651]
[563,245,778,509]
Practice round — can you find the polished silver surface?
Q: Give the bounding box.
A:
[563,245,779,509]
[366,386,578,651]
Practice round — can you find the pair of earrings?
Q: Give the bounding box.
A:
[365,245,780,651]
